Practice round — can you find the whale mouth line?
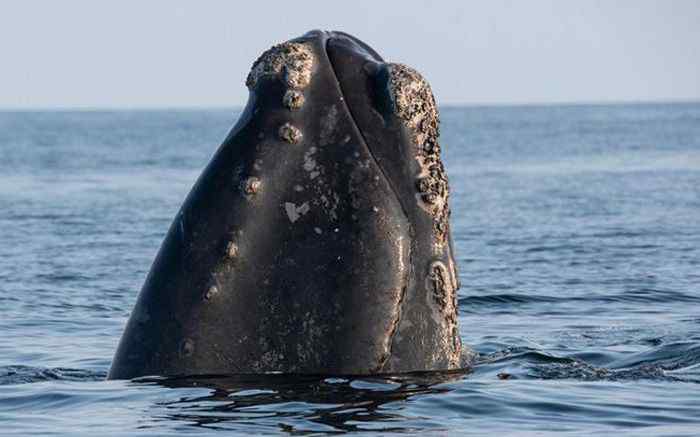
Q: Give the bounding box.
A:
[323,33,414,373]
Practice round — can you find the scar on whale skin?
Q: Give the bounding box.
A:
[285,201,310,223]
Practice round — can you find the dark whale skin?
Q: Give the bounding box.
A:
[108,31,470,379]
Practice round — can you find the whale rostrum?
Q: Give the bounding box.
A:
[108,30,474,379]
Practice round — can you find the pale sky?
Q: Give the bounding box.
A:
[1,0,698,108]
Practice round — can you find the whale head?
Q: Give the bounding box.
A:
[108,30,469,380]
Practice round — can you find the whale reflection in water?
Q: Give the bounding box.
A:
[135,371,465,433]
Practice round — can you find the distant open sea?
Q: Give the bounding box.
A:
[1,103,699,436]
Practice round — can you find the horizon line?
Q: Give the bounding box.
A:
[1,97,699,112]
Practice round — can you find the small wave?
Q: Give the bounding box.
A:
[460,293,557,306]
[611,341,700,372]
[0,365,105,385]
[475,343,700,383]
[524,244,581,253]
[477,347,575,366]
[460,288,700,309]
[530,362,680,382]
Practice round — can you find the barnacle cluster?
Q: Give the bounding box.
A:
[388,64,450,245]
[246,42,314,91]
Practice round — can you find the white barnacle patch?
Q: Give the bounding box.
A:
[279,123,302,144]
[179,338,195,357]
[284,201,310,223]
[424,259,462,366]
[246,42,314,90]
[204,285,219,301]
[302,145,326,182]
[318,191,340,221]
[388,63,450,249]
[283,89,305,110]
[247,41,313,114]
[225,241,239,258]
[396,236,407,275]
[447,255,459,290]
[426,261,452,312]
[303,146,317,171]
[319,105,338,146]
[243,176,262,196]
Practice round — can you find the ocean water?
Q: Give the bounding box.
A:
[1,103,699,435]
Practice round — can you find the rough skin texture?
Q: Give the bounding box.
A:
[246,42,314,90]
[108,31,471,380]
[388,63,450,251]
[283,89,305,110]
[426,261,462,366]
[278,122,303,144]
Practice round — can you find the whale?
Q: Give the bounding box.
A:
[108,30,472,379]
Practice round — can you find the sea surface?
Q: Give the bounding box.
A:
[1,103,699,436]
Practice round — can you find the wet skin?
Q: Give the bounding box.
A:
[108,31,470,379]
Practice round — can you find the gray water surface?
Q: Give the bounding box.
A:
[1,104,699,435]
